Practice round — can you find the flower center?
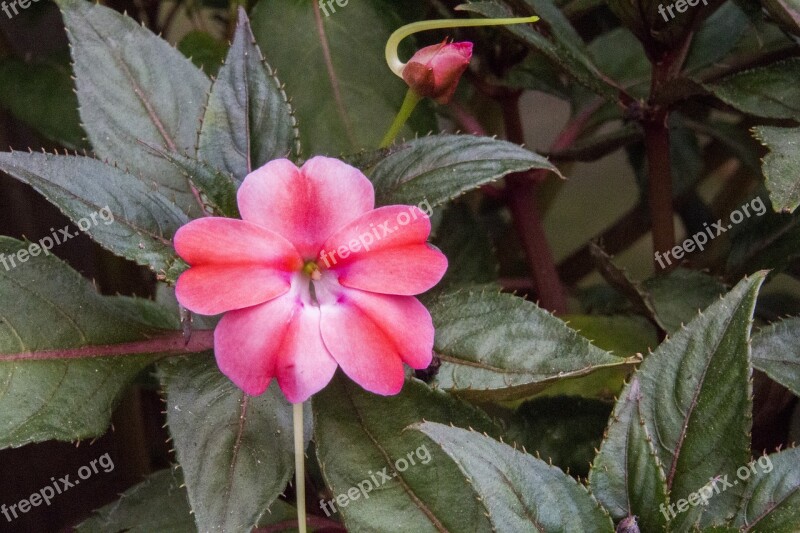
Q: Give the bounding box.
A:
[302,260,322,281]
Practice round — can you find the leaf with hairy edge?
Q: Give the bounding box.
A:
[752,317,800,397]
[427,290,632,401]
[705,59,800,121]
[457,2,618,100]
[0,238,207,450]
[416,422,615,532]
[153,150,240,218]
[251,0,435,155]
[734,447,800,531]
[313,375,497,533]
[162,355,309,532]
[57,0,210,216]
[198,9,299,182]
[76,469,194,533]
[589,377,669,532]
[637,274,765,530]
[753,126,800,213]
[363,134,561,207]
[0,152,188,275]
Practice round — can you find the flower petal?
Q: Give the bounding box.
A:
[238,157,374,258]
[215,287,337,400]
[319,206,448,295]
[174,217,302,315]
[319,288,434,395]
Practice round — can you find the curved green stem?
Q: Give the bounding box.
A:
[380,89,422,148]
[294,402,307,533]
[385,15,539,78]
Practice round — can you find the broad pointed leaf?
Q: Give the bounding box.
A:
[362,134,561,208]
[637,274,765,530]
[752,317,800,397]
[589,377,670,532]
[0,151,188,274]
[313,375,497,533]
[428,290,632,401]
[198,8,299,181]
[58,0,210,216]
[734,447,800,532]
[0,238,193,449]
[416,422,615,533]
[162,355,309,532]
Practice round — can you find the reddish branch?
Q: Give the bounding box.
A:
[0,330,214,362]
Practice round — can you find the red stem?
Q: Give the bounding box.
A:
[0,330,214,362]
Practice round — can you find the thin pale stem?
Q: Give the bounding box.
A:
[294,402,307,533]
[380,89,422,148]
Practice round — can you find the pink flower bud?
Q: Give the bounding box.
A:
[401,40,473,104]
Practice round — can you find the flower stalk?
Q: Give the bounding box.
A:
[294,402,307,533]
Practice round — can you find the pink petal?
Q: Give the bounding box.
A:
[319,288,434,395]
[319,206,448,295]
[215,286,337,400]
[174,218,302,315]
[237,157,374,258]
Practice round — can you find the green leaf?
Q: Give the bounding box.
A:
[58,0,211,216]
[362,134,561,208]
[644,269,727,333]
[162,355,307,532]
[734,448,800,532]
[433,203,498,289]
[0,151,188,275]
[198,9,299,181]
[313,375,497,533]
[457,1,618,100]
[506,396,612,477]
[0,57,86,148]
[178,30,228,76]
[154,150,240,218]
[0,237,179,449]
[752,317,800,397]
[636,274,765,530]
[683,1,750,73]
[589,377,669,532]
[76,469,194,532]
[428,290,631,401]
[705,58,800,120]
[251,0,435,155]
[416,422,615,532]
[753,125,800,213]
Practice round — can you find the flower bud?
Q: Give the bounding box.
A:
[401,41,473,104]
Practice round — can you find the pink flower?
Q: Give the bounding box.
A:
[174,157,448,403]
[402,40,473,104]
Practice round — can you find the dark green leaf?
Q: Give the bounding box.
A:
[416,422,615,532]
[705,58,800,120]
[752,317,800,396]
[684,1,750,73]
[643,269,727,333]
[76,469,194,532]
[0,57,86,148]
[0,238,177,449]
[753,125,800,213]
[155,150,240,218]
[0,151,188,274]
[251,0,435,155]
[733,448,800,532]
[428,290,631,401]
[58,0,211,216]
[313,375,497,533]
[363,134,561,207]
[636,274,765,530]
[162,355,307,532]
[198,9,299,181]
[178,30,228,76]
[433,203,498,288]
[589,377,669,532]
